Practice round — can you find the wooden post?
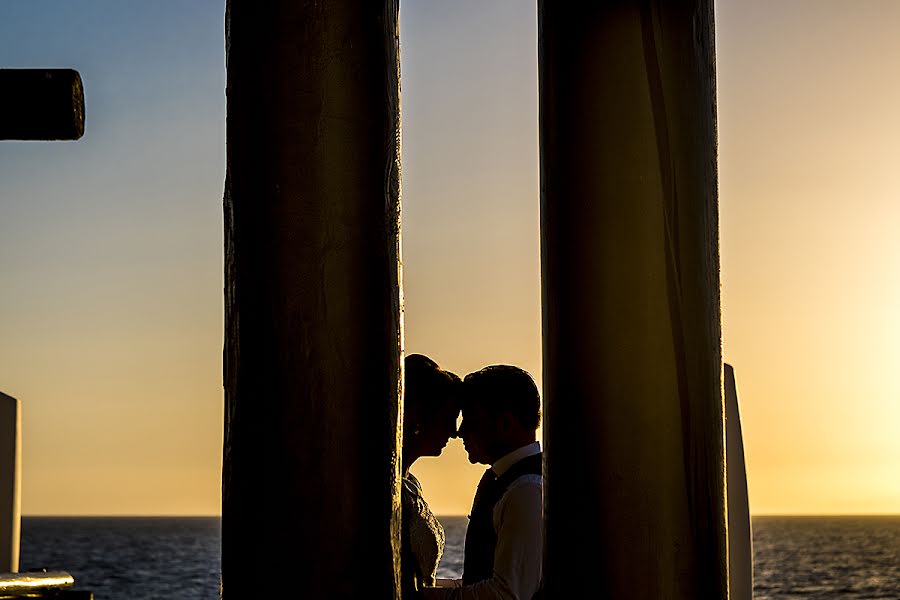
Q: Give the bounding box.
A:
[539,2,726,598]
[0,69,84,141]
[0,393,20,573]
[222,1,403,598]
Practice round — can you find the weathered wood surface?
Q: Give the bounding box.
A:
[0,69,84,140]
[539,1,727,598]
[0,570,72,595]
[222,1,403,598]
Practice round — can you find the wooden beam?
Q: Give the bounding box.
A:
[0,69,84,141]
[539,1,727,597]
[0,570,73,594]
[222,2,402,598]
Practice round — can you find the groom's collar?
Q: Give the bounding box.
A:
[491,441,541,477]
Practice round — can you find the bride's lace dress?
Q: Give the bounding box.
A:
[402,473,445,593]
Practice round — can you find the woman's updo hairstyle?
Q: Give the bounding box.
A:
[404,354,460,430]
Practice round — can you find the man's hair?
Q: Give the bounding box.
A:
[462,365,541,430]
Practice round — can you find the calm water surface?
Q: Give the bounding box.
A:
[20,516,900,599]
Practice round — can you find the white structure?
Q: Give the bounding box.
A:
[0,392,21,573]
[726,364,753,600]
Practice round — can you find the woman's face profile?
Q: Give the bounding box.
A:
[418,394,460,457]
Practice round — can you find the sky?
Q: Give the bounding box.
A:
[0,0,898,516]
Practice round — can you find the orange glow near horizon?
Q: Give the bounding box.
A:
[405,0,900,517]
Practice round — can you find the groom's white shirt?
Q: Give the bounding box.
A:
[446,441,543,600]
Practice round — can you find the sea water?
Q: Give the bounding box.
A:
[20,516,900,599]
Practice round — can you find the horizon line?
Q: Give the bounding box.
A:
[20,512,900,519]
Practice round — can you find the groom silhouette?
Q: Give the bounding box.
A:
[424,365,543,600]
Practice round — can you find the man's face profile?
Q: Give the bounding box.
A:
[458,403,495,465]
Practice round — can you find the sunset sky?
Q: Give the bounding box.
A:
[1,0,898,516]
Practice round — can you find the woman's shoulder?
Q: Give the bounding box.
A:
[403,473,424,497]
[402,473,445,587]
[403,474,444,531]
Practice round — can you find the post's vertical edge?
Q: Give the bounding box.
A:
[0,392,21,572]
[387,0,405,594]
[12,397,20,573]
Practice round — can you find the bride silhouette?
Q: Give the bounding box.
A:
[401,354,461,596]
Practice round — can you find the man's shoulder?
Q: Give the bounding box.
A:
[499,453,543,496]
[492,475,542,544]
[494,473,542,522]
[505,473,542,493]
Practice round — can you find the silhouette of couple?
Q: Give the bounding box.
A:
[402,355,542,600]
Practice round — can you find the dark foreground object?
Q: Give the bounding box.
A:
[0,570,91,598]
[0,69,85,140]
[539,1,727,598]
[222,1,403,598]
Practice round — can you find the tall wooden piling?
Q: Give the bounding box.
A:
[222,2,403,598]
[0,392,20,573]
[539,2,727,597]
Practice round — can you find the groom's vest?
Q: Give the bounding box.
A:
[462,452,543,585]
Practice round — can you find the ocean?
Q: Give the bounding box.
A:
[19,516,900,599]
[21,517,220,599]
